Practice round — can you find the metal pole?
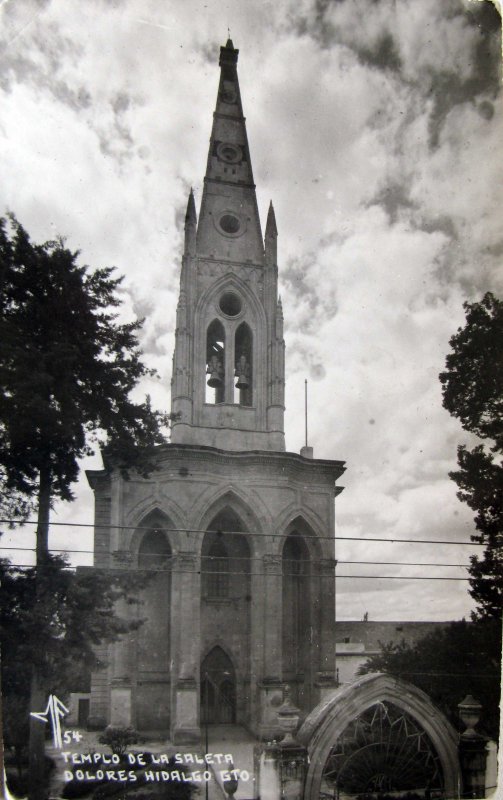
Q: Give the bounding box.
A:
[205,672,209,800]
[304,379,308,447]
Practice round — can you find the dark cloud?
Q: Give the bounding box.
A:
[416,215,458,241]
[283,257,320,313]
[112,92,131,115]
[478,100,494,120]
[484,240,503,259]
[310,363,326,380]
[368,182,415,225]
[425,3,500,149]
[198,41,221,64]
[284,0,500,151]
[354,31,402,73]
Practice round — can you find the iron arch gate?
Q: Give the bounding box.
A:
[297,674,460,800]
[319,701,444,799]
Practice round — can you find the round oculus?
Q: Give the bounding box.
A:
[219,213,241,234]
[219,292,242,317]
[217,142,242,164]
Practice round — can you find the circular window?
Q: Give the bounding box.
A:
[217,142,242,164]
[219,214,240,234]
[219,292,242,317]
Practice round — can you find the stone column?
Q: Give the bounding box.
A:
[255,688,308,800]
[458,695,489,798]
[170,551,201,744]
[109,552,135,726]
[256,554,283,739]
[315,558,337,699]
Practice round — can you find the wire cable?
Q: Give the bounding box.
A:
[0,561,483,581]
[0,518,486,547]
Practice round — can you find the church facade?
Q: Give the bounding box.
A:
[87,39,345,744]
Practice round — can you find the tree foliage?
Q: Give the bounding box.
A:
[0,214,167,513]
[0,557,147,748]
[358,619,501,740]
[0,214,167,798]
[439,291,503,619]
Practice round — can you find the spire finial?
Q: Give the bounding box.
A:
[220,37,238,65]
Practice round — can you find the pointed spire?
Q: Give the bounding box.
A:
[184,188,197,256]
[219,38,239,67]
[195,39,264,264]
[266,201,278,238]
[277,295,283,318]
[265,201,278,267]
[185,188,197,225]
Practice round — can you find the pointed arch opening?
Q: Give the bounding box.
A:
[200,646,236,724]
[234,322,253,406]
[201,508,251,600]
[282,530,311,709]
[206,319,225,404]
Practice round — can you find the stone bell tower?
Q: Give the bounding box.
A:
[170,39,285,452]
[87,39,345,745]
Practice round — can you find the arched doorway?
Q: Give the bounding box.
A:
[298,674,460,800]
[201,646,236,724]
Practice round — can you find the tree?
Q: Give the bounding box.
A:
[439,291,503,619]
[0,557,148,790]
[0,214,167,552]
[0,214,167,799]
[358,619,501,740]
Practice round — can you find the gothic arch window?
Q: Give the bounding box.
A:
[203,539,229,598]
[234,322,252,406]
[206,319,225,404]
[138,527,172,569]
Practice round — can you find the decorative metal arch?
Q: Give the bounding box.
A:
[319,700,444,799]
[298,674,460,800]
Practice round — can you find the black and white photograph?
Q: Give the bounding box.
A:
[0,1,501,799]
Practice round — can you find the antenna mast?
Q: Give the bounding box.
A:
[305,378,308,448]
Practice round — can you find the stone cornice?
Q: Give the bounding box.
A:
[86,445,345,490]
[150,442,345,479]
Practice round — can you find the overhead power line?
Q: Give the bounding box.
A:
[0,546,472,569]
[0,561,482,581]
[0,518,485,547]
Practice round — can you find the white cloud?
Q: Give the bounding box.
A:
[0,0,500,621]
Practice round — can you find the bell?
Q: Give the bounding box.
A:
[207,369,223,388]
[235,371,249,390]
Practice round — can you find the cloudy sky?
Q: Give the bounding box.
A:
[1,0,501,621]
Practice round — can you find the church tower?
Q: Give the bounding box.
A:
[87,40,345,744]
[170,39,285,452]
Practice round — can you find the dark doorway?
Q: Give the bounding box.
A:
[200,646,236,724]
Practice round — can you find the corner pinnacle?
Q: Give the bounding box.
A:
[185,188,197,225]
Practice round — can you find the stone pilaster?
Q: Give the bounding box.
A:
[316,558,337,679]
[256,554,283,739]
[262,555,282,679]
[170,551,201,743]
